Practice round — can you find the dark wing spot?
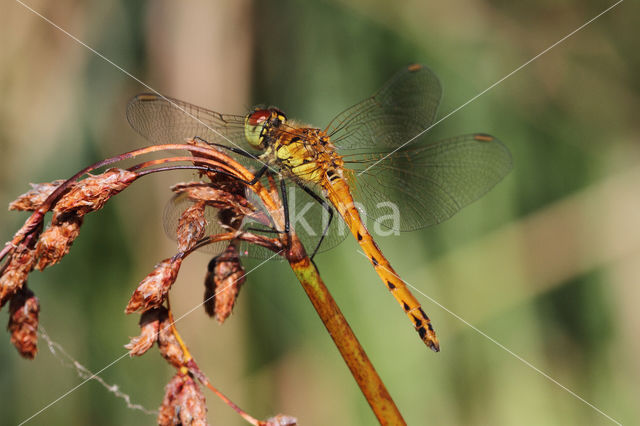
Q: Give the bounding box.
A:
[473,133,494,142]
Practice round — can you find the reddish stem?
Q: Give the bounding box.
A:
[187,359,266,426]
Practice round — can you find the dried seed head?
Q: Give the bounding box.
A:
[54,168,137,216]
[266,414,298,426]
[158,373,184,426]
[7,286,39,359]
[0,245,37,308]
[9,180,68,211]
[177,201,207,253]
[125,257,183,314]
[158,373,208,426]
[171,182,255,217]
[203,245,245,323]
[125,307,167,357]
[35,213,84,271]
[176,375,208,425]
[157,314,186,369]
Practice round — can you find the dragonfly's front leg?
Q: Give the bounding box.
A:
[296,183,333,260]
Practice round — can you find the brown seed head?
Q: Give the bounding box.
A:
[125,307,167,357]
[175,375,208,425]
[125,257,182,314]
[54,168,137,216]
[9,180,68,211]
[7,286,40,359]
[203,245,245,324]
[35,213,84,271]
[177,201,207,253]
[157,373,184,426]
[0,245,37,308]
[172,182,255,217]
[266,414,298,426]
[158,373,208,426]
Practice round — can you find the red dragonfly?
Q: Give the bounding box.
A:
[126,64,512,351]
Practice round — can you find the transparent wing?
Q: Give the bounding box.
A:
[326,64,442,150]
[284,181,348,254]
[126,93,260,166]
[343,134,512,231]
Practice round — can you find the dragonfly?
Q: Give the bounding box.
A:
[126,64,512,351]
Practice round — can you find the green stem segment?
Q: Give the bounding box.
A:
[286,236,406,426]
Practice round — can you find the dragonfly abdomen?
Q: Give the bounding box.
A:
[324,177,440,352]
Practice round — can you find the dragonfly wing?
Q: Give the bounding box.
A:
[345,134,512,231]
[126,94,259,167]
[286,181,349,254]
[326,64,442,150]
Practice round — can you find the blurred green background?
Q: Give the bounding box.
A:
[1,0,638,425]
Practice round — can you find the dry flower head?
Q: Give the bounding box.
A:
[7,286,39,359]
[125,307,167,357]
[203,245,245,323]
[0,245,37,308]
[125,257,183,314]
[158,373,208,426]
[54,168,137,216]
[9,180,68,211]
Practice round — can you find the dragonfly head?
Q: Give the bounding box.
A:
[244,107,287,150]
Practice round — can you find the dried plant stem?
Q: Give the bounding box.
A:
[187,360,266,426]
[165,298,193,367]
[285,234,406,426]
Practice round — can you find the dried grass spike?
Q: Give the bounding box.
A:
[0,245,37,308]
[177,201,207,253]
[9,180,68,211]
[158,373,185,426]
[267,414,298,426]
[158,373,208,426]
[35,213,83,271]
[54,168,137,215]
[7,286,39,359]
[125,257,182,314]
[175,375,208,425]
[125,307,167,356]
[212,245,245,324]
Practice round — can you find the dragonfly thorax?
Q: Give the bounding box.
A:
[262,125,345,185]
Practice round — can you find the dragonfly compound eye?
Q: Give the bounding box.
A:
[244,109,271,149]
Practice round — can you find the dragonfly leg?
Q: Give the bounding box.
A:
[246,165,269,185]
[297,183,333,260]
[245,227,285,235]
[193,136,258,160]
[280,178,290,234]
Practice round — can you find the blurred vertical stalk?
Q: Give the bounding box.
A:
[286,234,406,426]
